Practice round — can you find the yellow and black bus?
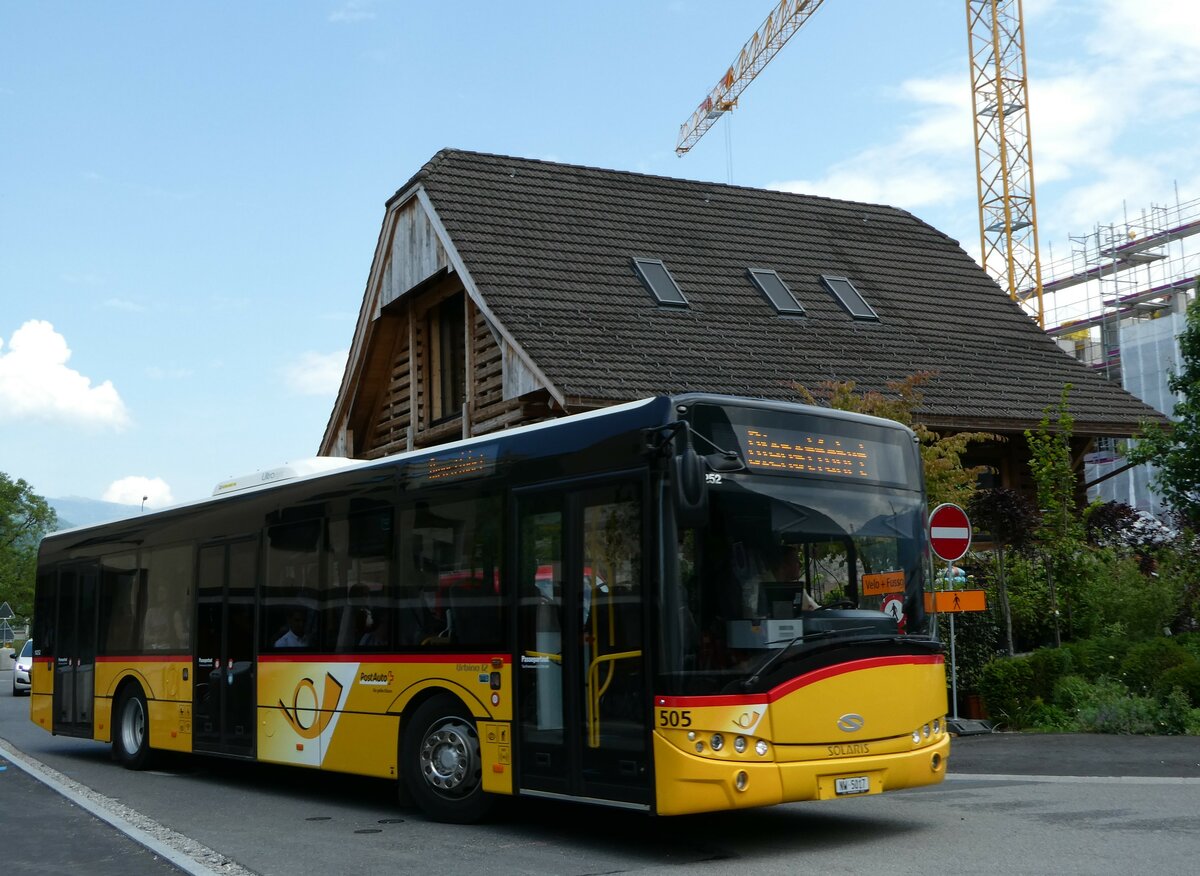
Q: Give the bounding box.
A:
[30,394,948,822]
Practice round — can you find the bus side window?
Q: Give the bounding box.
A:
[98,553,138,654]
[398,494,504,648]
[141,545,192,651]
[264,518,322,651]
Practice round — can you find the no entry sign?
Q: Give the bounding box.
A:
[929,503,971,561]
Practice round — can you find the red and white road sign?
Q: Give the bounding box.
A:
[928,503,972,561]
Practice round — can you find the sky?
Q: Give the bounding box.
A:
[2,0,1199,509]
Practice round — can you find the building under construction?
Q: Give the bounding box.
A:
[1041,194,1200,518]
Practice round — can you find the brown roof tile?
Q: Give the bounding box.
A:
[404,149,1163,435]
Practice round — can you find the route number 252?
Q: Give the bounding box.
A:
[658,709,692,728]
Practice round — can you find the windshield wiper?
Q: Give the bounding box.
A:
[742,626,881,690]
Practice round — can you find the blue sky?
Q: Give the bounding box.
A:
[3,0,1198,508]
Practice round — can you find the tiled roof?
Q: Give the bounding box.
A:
[401,149,1163,435]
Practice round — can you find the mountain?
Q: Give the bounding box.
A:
[49,496,142,531]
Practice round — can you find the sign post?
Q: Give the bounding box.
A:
[928,504,972,721]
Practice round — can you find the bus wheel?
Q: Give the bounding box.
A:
[112,685,154,770]
[402,695,493,823]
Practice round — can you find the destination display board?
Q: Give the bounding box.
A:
[737,425,908,485]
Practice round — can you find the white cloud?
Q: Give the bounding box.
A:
[104,297,146,313]
[0,320,130,429]
[282,350,347,396]
[769,1,1200,252]
[103,476,175,508]
[328,1,375,23]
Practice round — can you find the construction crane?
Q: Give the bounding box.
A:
[675,0,828,156]
[675,0,1046,327]
[966,0,1044,327]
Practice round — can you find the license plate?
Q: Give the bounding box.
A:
[835,776,870,796]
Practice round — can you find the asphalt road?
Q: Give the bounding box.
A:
[2,671,1199,876]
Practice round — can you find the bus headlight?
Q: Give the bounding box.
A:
[912,730,922,744]
[755,740,769,757]
[923,723,931,739]
[734,736,747,754]
[932,719,941,735]
[710,733,725,751]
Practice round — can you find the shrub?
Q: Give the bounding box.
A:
[1063,635,1132,680]
[979,656,1035,726]
[1120,639,1196,697]
[1072,550,1180,640]
[1073,678,1161,734]
[1052,674,1095,712]
[1023,700,1075,732]
[1158,688,1194,735]
[1157,663,1200,706]
[1028,646,1075,701]
[1174,632,1200,662]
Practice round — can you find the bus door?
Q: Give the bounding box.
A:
[194,539,257,756]
[53,564,98,738]
[515,479,650,807]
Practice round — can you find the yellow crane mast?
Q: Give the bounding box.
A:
[966,0,1045,326]
[675,0,828,155]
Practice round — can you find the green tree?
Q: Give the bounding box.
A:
[1127,298,1200,527]
[796,372,997,509]
[0,472,58,620]
[1025,386,1083,641]
[968,487,1038,656]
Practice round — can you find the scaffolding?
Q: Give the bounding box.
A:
[1036,191,1200,516]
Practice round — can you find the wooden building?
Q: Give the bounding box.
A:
[321,149,1162,490]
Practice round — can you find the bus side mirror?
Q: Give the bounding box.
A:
[671,446,708,529]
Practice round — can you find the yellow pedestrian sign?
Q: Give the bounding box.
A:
[925,590,987,613]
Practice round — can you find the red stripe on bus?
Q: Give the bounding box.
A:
[766,654,943,700]
[654,654,944,709]
[258,653,512,665]
[95,654,184,663]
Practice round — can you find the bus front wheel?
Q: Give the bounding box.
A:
[401,694,493,823]
[112,685,154,770]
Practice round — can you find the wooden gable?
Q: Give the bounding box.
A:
[321,188,563,459]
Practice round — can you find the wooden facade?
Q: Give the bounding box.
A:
[321,192,570,460]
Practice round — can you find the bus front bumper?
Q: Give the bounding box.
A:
[652,732,950,816]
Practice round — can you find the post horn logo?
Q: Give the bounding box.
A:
[279,673,344,739]
[732,710,761,730]
[837,713,865,733]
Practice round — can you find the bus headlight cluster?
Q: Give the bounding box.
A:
[689,732,770,759]
[911,718,946,746]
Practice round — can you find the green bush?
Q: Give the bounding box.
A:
[1174,632,1200,663]
[1157,663,1200,706]
[979,656,1035,726]
[1062,635,1131,680]
[1073,550,1183,640]
[1052,674,1095,712]
[1023,700,1075,732]
[1158,688,1195,735]
[1028,646,1075,701]
[1073,677,1161,734]
[1120,639,1196,697]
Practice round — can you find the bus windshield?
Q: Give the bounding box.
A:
[659,404,930,696]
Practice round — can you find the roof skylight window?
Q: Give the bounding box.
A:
[632,258,688,307]
[747,268,805,315]
[820,275,878,320]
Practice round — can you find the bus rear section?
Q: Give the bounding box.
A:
[651,396,948,815]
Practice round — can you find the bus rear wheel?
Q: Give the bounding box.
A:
[112,685,154,770]
[402,694,493,823]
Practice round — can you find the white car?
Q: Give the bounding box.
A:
[12,639,32,696]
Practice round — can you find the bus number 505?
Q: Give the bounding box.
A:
[658,709,692,728]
